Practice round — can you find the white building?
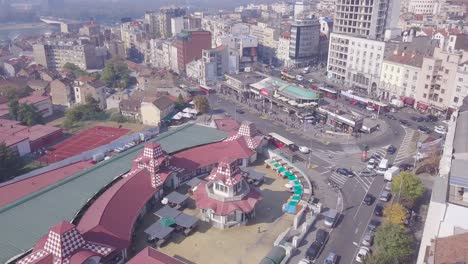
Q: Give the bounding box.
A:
[408,0,439,14]
[271,2,293,15]
[231,23,250,35]
[171,17,185,36]
[276,37,291,66]
[149,39,173,69]
[216,34,258,71]
[294,1,312,19]
[452,62,468,109]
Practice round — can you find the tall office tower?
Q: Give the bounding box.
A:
[159,6,186,38]
[145,11,160,38]
[289,19,321,67]
[327,0,401,94]
[294,1,312,19]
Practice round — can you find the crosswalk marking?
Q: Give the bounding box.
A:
[329,172,348,186]
[394,127,416,165]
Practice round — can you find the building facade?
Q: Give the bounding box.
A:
[73,78,107,110]
[159,6,186,38]
[145,11,160,38]
[289,19,321,67]
[249,22,280,64]
[216,34,258,71]
[174,30,212,73]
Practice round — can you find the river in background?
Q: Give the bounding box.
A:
[0,24,59,41]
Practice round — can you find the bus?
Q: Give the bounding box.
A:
[199,84,216,94]
[318,87,338,100]
[281,70,295,81]
[267,132,295,148]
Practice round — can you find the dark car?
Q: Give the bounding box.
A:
[374,204,384,216]
[399,163,414,171]
[306,241,322,260]
[289,144,299,152]
[336,168,354,177]
[368,219,381,232]
[399,119,410,126]
[416,116,425,122]
[387,115,397,120]
[363,194,375,205]
[360,169,375,177]
[315,229,329,245]
[387,145,397,154]
[426,115,438,122]
[418,126,432,134]
[235,109,245,114]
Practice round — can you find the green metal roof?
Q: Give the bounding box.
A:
[0,123,228,263]
[281,85,321,100]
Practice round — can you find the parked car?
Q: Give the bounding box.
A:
[399,119,410,126]
[356,247,371,263]
[418,125,430,133]
[387,145,397,154]
[289,144,299,151]
[324,252,338,264]
[299,146,310,154]
[363,194,375,205]
[306,241,322,261]
[379,191,392,202]
[360,169,375,177]
[384,181,392,191]
[434,125,447,135]
[426,115,438,122]
[315,229,329,245]
[362,232,374,247]
[387,114,397,120]
[298,259,311,264]
[336,168,354,177]
[366,106,375,111]
[367,158,376,169]
[374,204,384,216]
[235,109,245,114]
[368,219,380,232]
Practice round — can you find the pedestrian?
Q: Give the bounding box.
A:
[257,227,261,233]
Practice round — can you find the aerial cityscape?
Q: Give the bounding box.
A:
[0,0,467,263]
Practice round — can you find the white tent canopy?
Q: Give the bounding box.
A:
[183,107,199,114]
[172,112,183,120]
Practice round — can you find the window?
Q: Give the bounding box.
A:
[439,98,443,103]
[423,93,427,98]
[445,69,449,74]
[425,84,428,89]
[441,89,445,94]
[459,78,464,82]
[426,75,430,80]
[454,97,459,103]
[428,66,432,70]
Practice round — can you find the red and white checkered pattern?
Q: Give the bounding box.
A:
[143,143,164,158]
[224,121,262,150]
[83,242,114,255]
[18,250,50,264]
[43,228,86,261]
[207,160,248,187]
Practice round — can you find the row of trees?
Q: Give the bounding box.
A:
[8,95,44,126]
[365,172,425,264]
[63,95,105,128]
[0,142,22,183]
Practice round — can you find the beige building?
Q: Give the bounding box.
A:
[140,95,175,126]
[49,79,73,108]
[73,78,107,110]
[379,52,423,100]
[452,62,468,109]
[415,48,468,114]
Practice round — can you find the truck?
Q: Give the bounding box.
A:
[384,166,400,181]
[390,99,404,108]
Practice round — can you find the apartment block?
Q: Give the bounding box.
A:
[159,6,186,38]
[408,0,439,14]
[144,11,160,38]
[174,30,212,73]
[289,19,321,67]
[216,34,258,71]
[249,22,280,64]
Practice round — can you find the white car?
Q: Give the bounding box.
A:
[296,75,304,81]
[367,159,376,169]
[356,246,370,263]
[366,106,375,111]
[434,125,447,135]
[297,259,311,264]
[299,146,310,154]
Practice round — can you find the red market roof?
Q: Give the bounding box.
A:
[77,167,162,250]
[224,121,264,150]
[193,181,262,216]
[171,138,253,172]
[213,118,240,132]
[0,161,93,207]
[127,247,184,264]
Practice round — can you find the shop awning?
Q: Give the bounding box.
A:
[404,97,415,105]
[417,102,429,110]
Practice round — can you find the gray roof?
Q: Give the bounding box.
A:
[453,111,468,156]
[449,159,468,188]
[144,223,174,240]
[154,205,182,219]
[432,176,449,204]
[0,123,228,263]
[164,191,188,205]
[174,213,198,228]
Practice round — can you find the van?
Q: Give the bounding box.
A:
[384,166,400,181]
[324,209,339,227]
[376,159,388,175]
[296,75,304,81]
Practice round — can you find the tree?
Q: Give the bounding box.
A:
[100,57,130,89]
[384,204,408,225]
[193,95,210,114]
[0,142,22,182]
[391,172,425,207]
[63,63,87,78]
[175,94,185,111]
[375,223,414,264]
[7,95,19,120]
[17,104,44,126]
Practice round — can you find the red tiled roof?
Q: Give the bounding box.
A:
[0,161,93,207]
[127,247,184,264]
[434,232,468,264]
[77,167,160,250]
[193,181,262,215]
[171,138,253,172]
[68,250,100,264]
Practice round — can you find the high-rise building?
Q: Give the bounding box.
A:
[144,11,160,38]
[294,1,312,19]
[289,19,320,67]
[159,6,186,38]
[174,30,212,72]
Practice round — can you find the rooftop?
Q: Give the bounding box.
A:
[225,72,265,84]
[385,53,424,68]
[0,124,228,264]
[434,232,468,264]
[127,247,184,264]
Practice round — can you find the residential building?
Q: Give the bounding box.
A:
[49,79,73,108]
[294,1,312,19]
[145,11,160,38]
[149,39,174,69]
[201,16,239,48]
[231,23,250,35]
[73,78,107,109]
[289,19,321,67]
[417,99,468,264]
[276,36,291,66]
[140,95,175,126]
[249,22,280,64]
[33,38,105,70]
[216,34,257,71]
[27,80,50,95]
[271,2,293,15]
[414,48,468,114]
[105,40,126,58]
[193,158,262,229]
[120,21,146,56]
[379,52,423,100]
[452,62,468,109]
[319,17,333,37]
[0,95,53,118]
[408,0,440,14]
[174,30,212,73]
[159,6,186,38]
[171,16,185,36]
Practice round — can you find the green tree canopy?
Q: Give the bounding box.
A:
[18,104,44,126]
[175,94,185,111]
[391,172,425,206]
[193,95,210,114]
[384,203,408,226]
[0,142,22,182]
[100,57,131,89]
[375,223,414,264]
[63,95,105,128]
[63,62,88,78]
[7,95,19,121]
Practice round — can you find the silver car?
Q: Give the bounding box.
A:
[362,232,374,247]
